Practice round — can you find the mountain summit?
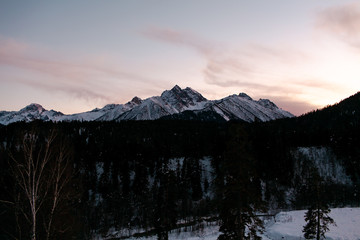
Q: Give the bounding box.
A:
[0,103,64,125]
[160,85,207,111]
[0,85,293,125]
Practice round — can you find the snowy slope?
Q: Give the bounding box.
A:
[206,93,293,122]
[115,96,179,121]
[0,85,294,125]
[58,104,118,122]
[97,97,142,121]
[292,147,352,185]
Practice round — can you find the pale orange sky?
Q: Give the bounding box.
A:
[1,1,360,116]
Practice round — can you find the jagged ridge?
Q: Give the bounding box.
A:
[0,85,293,125]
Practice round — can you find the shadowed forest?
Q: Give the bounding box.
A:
[1,92,360,239]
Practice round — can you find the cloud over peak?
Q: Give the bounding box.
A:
[143,26,349,115]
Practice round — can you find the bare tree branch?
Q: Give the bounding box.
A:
[8,129,75,240]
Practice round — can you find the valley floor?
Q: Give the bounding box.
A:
[104,207,360,240]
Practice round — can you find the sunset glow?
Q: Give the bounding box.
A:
[1,0,360,116]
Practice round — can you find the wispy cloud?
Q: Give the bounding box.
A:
[143,27,217,56]
[317,2,360,50]
[144,27,301,86]
[0,37,162,105]
[144,27,342,115]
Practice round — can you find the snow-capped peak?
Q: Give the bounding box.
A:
[257,98,277,110]
[238,93,252,101]
[172,84,182,92]
[0,103,64,125]
[160,85,207,112]
[130,96,142,105]
[0,86,294,125]
[20,103,45,113]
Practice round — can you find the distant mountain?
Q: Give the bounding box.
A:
[111,85,209,121]
[0,85,293,125]
[0,103,64,125]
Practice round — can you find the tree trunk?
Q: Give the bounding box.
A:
[32,211,36,240]
[239,213,244,240]
[32,193,37,240]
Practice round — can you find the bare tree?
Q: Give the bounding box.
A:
[8,130,75,240]
[43,137,73,240]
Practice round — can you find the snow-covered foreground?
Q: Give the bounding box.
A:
[117,208,360,240]
[263,207,360,240]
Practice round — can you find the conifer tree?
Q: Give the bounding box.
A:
[218,125,265,240]
[154,161,178,240]
[303,168,335,240]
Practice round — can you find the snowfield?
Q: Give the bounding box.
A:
[263,208,360,240]
[112,208,360,240]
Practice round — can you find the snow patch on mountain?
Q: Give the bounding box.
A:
[97,98,142,121]
[160,85,207,112]
[58,104,118,122]
[206,94,293,122]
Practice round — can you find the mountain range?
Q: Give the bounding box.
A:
[0,85,293,125]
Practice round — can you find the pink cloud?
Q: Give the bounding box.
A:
[143,27,320,89]
[317,2,360,50]
[0,37,162,104]
[143,27,217,56]
[143,27,344,115]
[270,96,320,116]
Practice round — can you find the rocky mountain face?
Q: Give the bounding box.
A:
[0,85,293,125]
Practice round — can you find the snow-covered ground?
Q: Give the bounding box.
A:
[263,207,360,240]
[114,208,360,240]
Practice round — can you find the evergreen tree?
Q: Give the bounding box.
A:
[303,206,335,240]
[154,161,178,240]
[132,161,152,230]
[218,124,265,240]
[303,169,336,240]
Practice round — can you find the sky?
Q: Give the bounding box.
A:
[1,1,360,116]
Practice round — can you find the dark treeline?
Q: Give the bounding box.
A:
[1,92,360,239]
